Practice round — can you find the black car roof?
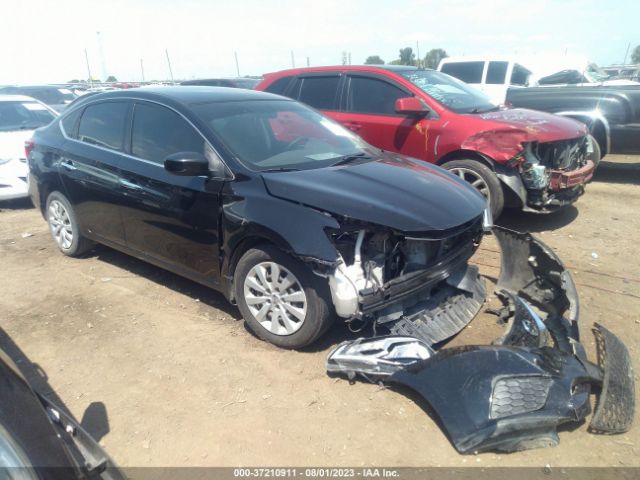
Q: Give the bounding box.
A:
[68,86,286,111]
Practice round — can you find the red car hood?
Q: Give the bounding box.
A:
[473,108,587,142]
[460,108,588,163]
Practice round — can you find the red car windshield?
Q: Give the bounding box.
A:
[400,70,497,114]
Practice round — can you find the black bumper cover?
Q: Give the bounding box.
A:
[326,227,635,453]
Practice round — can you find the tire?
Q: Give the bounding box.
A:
[234,245,334,349]
[443,159,504,219]
[587,134,602,169]
[45,191,94,257]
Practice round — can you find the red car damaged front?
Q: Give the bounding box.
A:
[458,107,596,214]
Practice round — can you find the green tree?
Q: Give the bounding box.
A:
[398,47,416,66]
[424,48,448,69]
[106,75,118,82]
[632,45,640,64]
[364,55,385,65]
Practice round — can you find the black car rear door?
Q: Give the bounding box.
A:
[59,101,129,245]
[117,101,225,285]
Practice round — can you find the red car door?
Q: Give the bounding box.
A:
[329,74,434,162]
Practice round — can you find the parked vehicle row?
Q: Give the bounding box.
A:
[0,86,78,112]
[25,86,634,455]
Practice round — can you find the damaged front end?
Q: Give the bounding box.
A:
[326,226,635,454]
[326,214,487,343]
[500,136,596,213]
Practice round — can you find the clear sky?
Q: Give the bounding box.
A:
[1,0,637,84]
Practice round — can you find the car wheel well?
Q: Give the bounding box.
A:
[437,150,495,170]
[38,182,62,216]
[226,236,278,300]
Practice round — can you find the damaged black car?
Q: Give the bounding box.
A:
[29,87,634,452]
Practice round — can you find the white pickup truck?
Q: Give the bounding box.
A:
[438,56,639,104]
[437,56,532,105]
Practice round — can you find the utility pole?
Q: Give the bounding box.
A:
[291,50,295,68]
[140,58,145,82]
[416,41,421,68]
[348,52,351,65]
[165,48,174,83]
[84,49,93,87]
[306,56,310,67]
[96,31,107,81]
[622,42,631,65]
[234,51,240,77]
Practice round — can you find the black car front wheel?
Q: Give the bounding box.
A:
[234,245,334,349]
[46,191,93,257]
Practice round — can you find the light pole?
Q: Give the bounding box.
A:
[165,49,174,83]
[84,49,93,87]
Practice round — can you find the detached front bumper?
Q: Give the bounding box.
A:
[327,227,635,453]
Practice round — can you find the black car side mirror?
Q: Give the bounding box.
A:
[164,152,210,176]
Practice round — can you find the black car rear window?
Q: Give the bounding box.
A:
[77,102,128,151]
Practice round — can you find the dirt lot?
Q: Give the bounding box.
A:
[1,155,639,468]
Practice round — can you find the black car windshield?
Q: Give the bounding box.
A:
[0,101,56,132]
[192,100,372,171]
[400,70,497,113]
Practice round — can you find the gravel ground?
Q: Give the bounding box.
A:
[0,155,639,468]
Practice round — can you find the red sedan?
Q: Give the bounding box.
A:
[256,65,597,217]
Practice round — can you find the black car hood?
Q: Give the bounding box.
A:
[261,154,486,232]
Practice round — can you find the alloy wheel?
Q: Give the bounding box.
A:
[243,261,308,336]
[449,167,491,203]
[48,200,73,250]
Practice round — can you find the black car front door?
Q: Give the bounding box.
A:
[58,101,129,245]
[117,101,225,285]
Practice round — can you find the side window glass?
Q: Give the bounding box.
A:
[486,61,508,84]
[510,64,531,86]
[264,76,294,96]
[61,108,82,138]
[440,62,484,83]
[78,102,128,150]
[347,77,405,115]
[131,103,204,164]
[297,76,340,110]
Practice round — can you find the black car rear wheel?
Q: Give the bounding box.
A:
[46,191,93,257]
[234,245,334,349]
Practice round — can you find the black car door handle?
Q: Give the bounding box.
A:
[60,159,77,171]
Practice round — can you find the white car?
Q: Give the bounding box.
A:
[0,95,57,201]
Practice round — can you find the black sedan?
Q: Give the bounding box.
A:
[27,86,488,348]
[26,87,634,452]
